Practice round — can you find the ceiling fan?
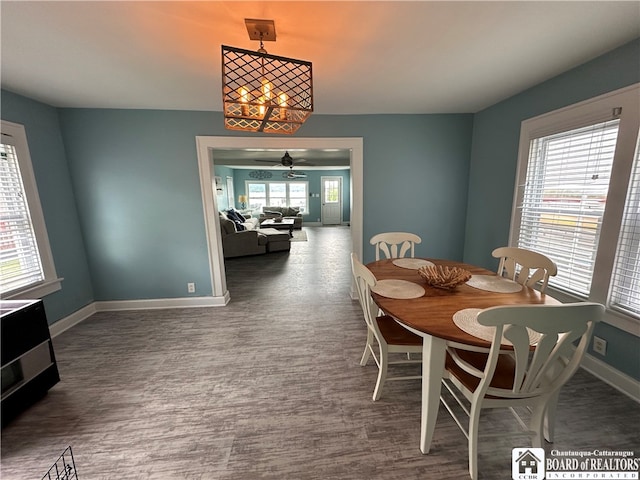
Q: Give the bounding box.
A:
[255,151,311,178]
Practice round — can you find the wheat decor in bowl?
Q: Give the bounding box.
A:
[418,265,472,290]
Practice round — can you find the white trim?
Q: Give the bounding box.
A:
[580,353,640,403]
[49,296,229,337]
[547,286,640,337]
[195,136,364,302]
[196,137,228,299]
[94,295,229,312]
[1,120,60,295]
[49,303,97,338]
[5,277,63,300]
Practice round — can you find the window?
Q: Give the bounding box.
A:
[1,120,60,299]
[610,140,640,317]
[323,179,340,204]
[511,84,640,333]
[246,181,308,213]
[517,119,618,296]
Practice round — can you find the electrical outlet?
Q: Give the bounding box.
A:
[187,282,195,293]
[593,336,607,356]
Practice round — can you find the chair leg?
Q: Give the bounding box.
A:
[468,402,482,480]
[372,345,388,401]
[530,403,547,448]
[360,331,373,366]
[544,391,559,442]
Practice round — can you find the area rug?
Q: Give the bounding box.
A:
[291,229,308,242]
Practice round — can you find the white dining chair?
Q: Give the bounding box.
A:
[350,253,422,401]
[492,246,558,293]
[441,302,604,480]
[369,232,422,261]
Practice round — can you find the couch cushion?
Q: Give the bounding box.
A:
[263,210,283,217]
[263,206,282,213]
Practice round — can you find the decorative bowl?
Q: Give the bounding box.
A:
[418,265,471,290]
[274,217,283,223]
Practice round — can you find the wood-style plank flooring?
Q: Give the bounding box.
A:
[1,226,639,479]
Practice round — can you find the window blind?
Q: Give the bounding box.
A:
[517,119,620,297]
[609,139,640,317]
[0,142,44,293]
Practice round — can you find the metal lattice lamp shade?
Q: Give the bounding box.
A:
[222,45,313,134]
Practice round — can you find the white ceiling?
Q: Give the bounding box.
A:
[2,1,639,116]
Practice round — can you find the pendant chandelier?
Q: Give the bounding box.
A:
[221,19,313,134]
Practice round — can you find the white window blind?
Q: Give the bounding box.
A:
[0,142,45,293]
[609,139,640,317]
[517,119,620,297]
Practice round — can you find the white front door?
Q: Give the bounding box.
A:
[321,176,342,225]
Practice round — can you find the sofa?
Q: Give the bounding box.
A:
[259,206,303,229]
[219,210,290,258]
[219,211,265,258]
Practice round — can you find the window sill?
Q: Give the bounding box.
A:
[4,278,63,300]
[547,286,639,337]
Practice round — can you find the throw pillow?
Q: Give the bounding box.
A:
[227,208,246,222]
[283,206,300,217]
[225,209,246,231]
[225,209,244,223]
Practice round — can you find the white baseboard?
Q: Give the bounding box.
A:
[580,352,640,403]
[49,302,97,338]
[49,294,230,338]
[303,222,351,227]
[95,295,230,311]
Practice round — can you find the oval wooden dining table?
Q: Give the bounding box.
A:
[366,258,560,454]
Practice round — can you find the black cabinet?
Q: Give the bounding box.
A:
[1,299,60,427]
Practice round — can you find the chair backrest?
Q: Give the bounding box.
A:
[492,246,558,292]
[448,303,603,401]
[350,253,384,340]
[370,232,422,261]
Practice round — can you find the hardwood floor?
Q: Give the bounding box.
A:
[1,226,639,479]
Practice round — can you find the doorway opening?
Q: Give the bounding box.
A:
[196,136,363,302]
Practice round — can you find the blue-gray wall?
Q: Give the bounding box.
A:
[49,109,473,303]
[463,38,640,379]
[219,168,352,223]
[0,92,94,323]
[1,38,638,379]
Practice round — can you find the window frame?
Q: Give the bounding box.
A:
[1,120,61,299]
[509,83,640,336]
[245,180,309,213]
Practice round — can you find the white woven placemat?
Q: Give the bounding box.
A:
[452,308,541,345]
[371,279,425,299]
[392,258,435,270]
[466,275,523,293]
